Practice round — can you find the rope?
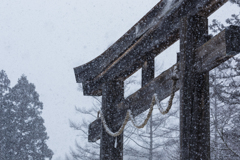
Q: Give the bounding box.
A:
[100,109,129,137]
[97,66,179,137]
[129,104,154,129]
[154,78,178,115]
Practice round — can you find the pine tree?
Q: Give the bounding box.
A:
[0,71,53,160]
[0,70,15,160]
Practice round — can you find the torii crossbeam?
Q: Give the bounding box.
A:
[74,0,240,159]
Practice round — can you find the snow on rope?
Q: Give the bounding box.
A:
[98,66,179,137]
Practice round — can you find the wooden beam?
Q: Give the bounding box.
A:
[196,25,240,72]
[89,64,180,142]
[74,0,173,83]
[142,54,154,87]
[81,0,228,96]
[88,26,240,142]
[88,118,101,142]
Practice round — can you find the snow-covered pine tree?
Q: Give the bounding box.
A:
[0,70,16,160]
[0,72,53,160]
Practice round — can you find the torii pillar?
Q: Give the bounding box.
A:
[100,80,124,160]
[179,14,210,160]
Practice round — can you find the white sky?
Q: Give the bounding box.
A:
[0,0,239,159]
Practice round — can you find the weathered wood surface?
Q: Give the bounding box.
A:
[88,118,101,142]
[88,63,179,142]
[88,26,240,142]
[196,25,240,72]
[142,55,155,160]
[89,64,180,142]
[74,0,176,83]
[179,14,210,160]
[100,81,124,160]
[142,54,154,87]
[79,0,228,96]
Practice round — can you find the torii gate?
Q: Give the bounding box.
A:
[74,0,240,159]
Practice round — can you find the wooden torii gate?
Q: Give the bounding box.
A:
[74,0,240,159]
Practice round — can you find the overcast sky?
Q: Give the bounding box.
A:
[0,0,239,159]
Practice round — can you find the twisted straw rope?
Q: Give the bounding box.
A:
[129,102,154,129]
[99,109,130,137]
[98,66,179,137]
[155,78,178,115]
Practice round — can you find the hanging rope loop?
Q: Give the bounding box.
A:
[99,110,129,137]
[155,65,178,115]
[97,65,179,137]
[128,104,154,129]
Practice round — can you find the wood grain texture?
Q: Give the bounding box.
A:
[179,15,210,160]
[74,0,169,83]
[100,81,124,160]
[80,0,228,96]
[195,25,240,72]
[88,64,180,142]
[88,26,240,142]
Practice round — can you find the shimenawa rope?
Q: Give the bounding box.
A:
[98,66,179,137]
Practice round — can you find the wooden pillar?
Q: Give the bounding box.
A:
[142,54,154,160]
[179,14,210,160]
[100,80,124,160]
[142,54,154,87]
